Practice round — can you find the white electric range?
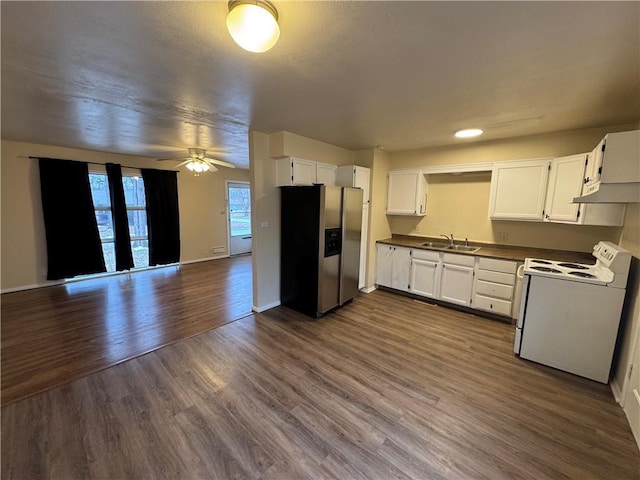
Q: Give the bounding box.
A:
[514,241,631,383]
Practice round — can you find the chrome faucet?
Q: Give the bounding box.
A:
[440,233,454,246]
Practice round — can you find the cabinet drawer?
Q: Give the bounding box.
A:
[476,269,515,285]
[474,294,512,316]
[442,253,475,267]
[477,257,517,274]
[475,280,513,300]
[412,249,440,261]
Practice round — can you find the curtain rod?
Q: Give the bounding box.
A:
[24,156,180,172]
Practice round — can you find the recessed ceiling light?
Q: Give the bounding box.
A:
[454,128,484,139]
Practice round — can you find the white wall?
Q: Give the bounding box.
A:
[1,140,249,291]
[612,203,640,403]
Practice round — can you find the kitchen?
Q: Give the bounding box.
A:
[2,2,640,476]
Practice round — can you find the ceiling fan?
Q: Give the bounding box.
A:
[158,148,235,175]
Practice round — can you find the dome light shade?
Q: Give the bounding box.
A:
[186,160,211,175]
[226,1,280,53]
[455,128,484,138]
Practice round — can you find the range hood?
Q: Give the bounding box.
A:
[574,182,640,204]
[573,130,640,204]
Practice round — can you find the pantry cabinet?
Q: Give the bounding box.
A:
[544,153,625,226]
[375,244,411,291]
[488,159,551,221]
[386,169,428,216]
[439,253,475,307]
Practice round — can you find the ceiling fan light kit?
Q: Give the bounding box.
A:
[226,0,280,53]
[157,148,236,176]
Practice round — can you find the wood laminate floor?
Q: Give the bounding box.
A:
[1,255,252,405]
[2,287,638,479]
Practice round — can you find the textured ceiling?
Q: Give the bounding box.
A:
[2,1,639,169]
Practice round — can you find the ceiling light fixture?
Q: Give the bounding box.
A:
[455,128,484,139]
[185,160,211,176]
[226,0,280,53]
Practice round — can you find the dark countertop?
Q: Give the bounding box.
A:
[377,234,595,265]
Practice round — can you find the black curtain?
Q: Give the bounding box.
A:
[106,163,134,271]
[38,158,106,280]
[141,169,180,266]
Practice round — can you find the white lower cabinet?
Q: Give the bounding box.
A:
[439,253,475,307]
[409,250,440,298]
[472,257,518,317]
[376,242,521,320]
[375,244,411,291]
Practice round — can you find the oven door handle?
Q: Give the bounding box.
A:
[517,264,525,280]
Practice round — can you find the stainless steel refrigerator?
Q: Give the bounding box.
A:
[280,185,363,318]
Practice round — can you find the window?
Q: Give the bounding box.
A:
[89,170,148,272]
[228,184,251,237]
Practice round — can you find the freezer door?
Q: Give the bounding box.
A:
[340,187,364,305]
[318,187,343,314]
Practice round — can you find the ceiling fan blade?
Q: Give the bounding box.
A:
[175,160,192,167]
[204,157,236,169]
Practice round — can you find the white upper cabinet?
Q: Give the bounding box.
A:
[276,157,316,186]
[544,154,587,223]
[336,165,370,202]
[488,159,551,221]
[544,153,626,226]
[315,163,336,186]
[386,169,428,216]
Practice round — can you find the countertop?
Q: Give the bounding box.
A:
[377,234,595,264]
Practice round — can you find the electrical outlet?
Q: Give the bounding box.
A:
[497,231,509,242]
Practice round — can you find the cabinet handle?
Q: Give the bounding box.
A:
[490,304,493,309]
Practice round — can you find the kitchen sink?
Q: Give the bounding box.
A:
[420,241,480,253]
[447,245,481,253]
[421,241,450,249]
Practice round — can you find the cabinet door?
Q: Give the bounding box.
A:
[354,167,370,203]
[440,263,474,307]
[489,159,550,221]
[386,170,427,216]
[410,259,439,298]
[391,247,411,291]
[375,244,393,287]
[292,159,316,185]
[316,163,336,186]
[544,154,587,223]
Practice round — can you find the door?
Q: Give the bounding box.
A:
[386,170,424,215]
[544,154,586,223]
[488,159,550,220]
[391,247,411,291]
[376,244,393,287]
[440,263,474,306]
[623,330,640,448]
[358,203,369,290]
[316,163,336,186]
[340,188,363,304]
[410,259,439,298]
[227,181,252,256]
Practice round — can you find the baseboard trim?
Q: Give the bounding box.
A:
[253,300,281,313]
[180,255,229,265]
[610,379,623,405]
[1,281,64,294]
[360,286,376,293]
